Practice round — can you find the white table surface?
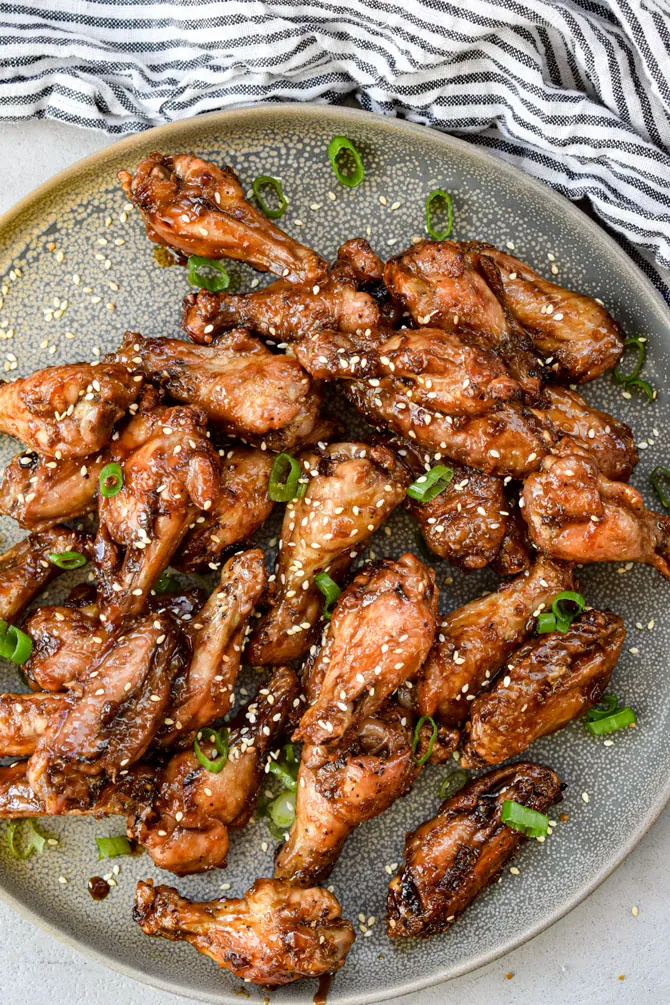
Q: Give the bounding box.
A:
[0,118,668,1005]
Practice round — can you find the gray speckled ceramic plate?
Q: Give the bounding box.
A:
[1,104,670,1005]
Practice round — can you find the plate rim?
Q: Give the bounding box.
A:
[1,101,669,1005]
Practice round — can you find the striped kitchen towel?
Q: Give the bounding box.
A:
[1,1,669,291]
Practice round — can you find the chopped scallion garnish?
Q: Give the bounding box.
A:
[614,337,646,385]
[194,726,229,773]
[412,714,438,765]
[268,744,299,791]
[624,377,656,402]
[0,621,32,664]
[650,465,670,509]
[95,835,132,860]
[314,572,341,620]
[186,255,230,292]
[252,175,288,220]
[268,453,306,502]
[99,462,123,499]
[536,590,585,634]
[406,464,454,503]
[425,188,453,241]
[327,136,365,188]
[585,695,637,736]
[501,799,549,837]
[439,767,468,801]
[48,550,87,570]
[7,819,49,859]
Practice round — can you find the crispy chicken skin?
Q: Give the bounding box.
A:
[133,877,355,985]
[479,244,625,382]
[129,667,298,874]
[0,450,104,530]
[27,613,186,814]
[522,449,670,578]
[157,549,265,746]
[246,441,410,666]
[0,361,140,458]
[0,526,90,622]
[176,446,274,573]
[94,405,220,622]
[461,609,626,768]
[113,330,323,451]
[294,554,437,746]
[386,762,562,938]
[0,692,64,757]
[276,707,421,887]
[417,557,575,724]
[119,152,324,282]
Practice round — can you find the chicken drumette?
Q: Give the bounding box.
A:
[0,526,90,622]
[0,450,104,530]
[134,877,355,985]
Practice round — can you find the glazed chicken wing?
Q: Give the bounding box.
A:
[94,405,220,622]
[0,450,104,530]
[246,441,410,666]
[113,330,324,451]
[119,152,324,282]
[0,526,90,622]
[0,360,140,458]
[275,707,421,887]
[134,877,355,985]
[0,692,63,757]
[461,609,625,768]
[521,449,670,578]
[176,446,274,573]
[294,554,437,746]
[417,556,575,724]
[386,762,562,938]
[21,601,100,692]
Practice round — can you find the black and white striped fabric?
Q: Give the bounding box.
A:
[1,1,669,291]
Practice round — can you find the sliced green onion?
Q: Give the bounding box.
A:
[155,569,179,594]
[425,188,453,241]
[99,462,123,498]
[0,622,32,664]
[7,819,48,859]
[268,743,299,791]
[252,175,288,220]
[406,464,454,502]
[650,466,670,509]
[412,714,438,766]
[268,453,304,502]
[614,337,646,385]
[327,136,365,188]
[48,550,87,570]
[439,768,468,801]
[501,799,549,838]
[194,726,229,774]
[95,835,132,860]
[314,572,341,620]
[536,611,557,634]
[624,377,656,402]
[552,591,585,630]
[265,789,297,837]
[586,694,619,721]
[585,706,637,735]
[186,254,230,292]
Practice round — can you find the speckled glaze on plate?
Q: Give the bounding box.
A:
[0,104,669,1005]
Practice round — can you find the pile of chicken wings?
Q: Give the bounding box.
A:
[0,148,658,988]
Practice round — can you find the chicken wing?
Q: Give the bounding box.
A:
[461,609,625,768]
[21,602,101,692]
[0,450,104,530]
[119,151,324,282]
[0,360,140,458]
[386,762,562,938]
[246,441,410,666]
[0,692,63,757]
[417,556,575,724]
[0,526,90,622]
[176,446,274,572]
[275,707,421,886]
[27,612,186,814]
[294,554,437,746]
[521,449,670,578]
[134,877,355,985]
[94,405,220,623]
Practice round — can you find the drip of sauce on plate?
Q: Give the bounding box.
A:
[87,876,110,901]
[313,973,332,1005]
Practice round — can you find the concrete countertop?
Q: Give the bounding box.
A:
[0,118,668,1005]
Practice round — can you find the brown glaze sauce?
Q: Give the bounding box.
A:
[87,876,111,901]
[314,973,333,1005]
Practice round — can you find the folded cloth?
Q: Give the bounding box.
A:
[0,0,669,291]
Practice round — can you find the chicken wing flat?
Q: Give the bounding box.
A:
[129,666,298,874]
[158,549,265,746]
[21,601,100,692]
[27,612,186,814]
[0,692,63,757]
[113,330,324,451]
[417,556,575,724]
[294,554,437,746]
[475,244,624,382]
[522,449,670,578]
[461,609,625,768]
[176,446,274,573]
[119,152,324,282]
[0,360,140,458]
[387,762,562,937]
[134,877,355,985]
[0,450,104,530]
[95,405,220,622]
[246,441,410,666]
[0,526,90,622]
[275,707,421,887]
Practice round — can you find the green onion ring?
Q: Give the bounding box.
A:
[99,462,124,499]
[586,694,619,721]
[314,572,341,620]
[406,464,454,503]
[194,726,229,773]
[268,744,299,791]
[48,550,87,570]
[650,466,670,509]
[585,706,637,735]
[266,789,297,831]
[412,714,438,766]
[7,819,47,859]
[186,255,231,292]
[327,136,365,188]
[252,175,288,220]
[439,768,469,801]
[550,591,585,633]
[536,612,557,634]
[425,188,453,241]
[268,453,304,502]
[0,623,32,664]
[95,835,132,860]
[501,799,549,838]
[624,377,656,402]
[614,337,646,385]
